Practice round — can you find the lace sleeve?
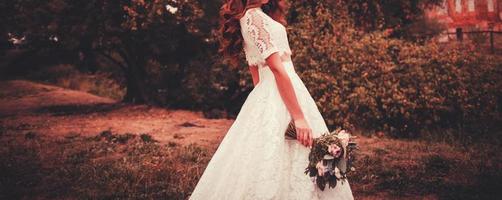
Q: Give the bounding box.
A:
[242,9,279,60]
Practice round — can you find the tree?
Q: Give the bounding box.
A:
[288,0,442,40]
[343,0,443,38]
[3,0,219,104]
[0,1,15,56]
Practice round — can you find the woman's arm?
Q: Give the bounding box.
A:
[266,53,313,147]
[240,9,312,147]
[249,65,259,86]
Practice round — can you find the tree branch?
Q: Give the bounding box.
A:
[97,51,128,71]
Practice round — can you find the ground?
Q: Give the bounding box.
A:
[0,80,500,200]
[0,80,231,148]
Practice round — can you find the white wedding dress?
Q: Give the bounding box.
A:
[189,7,354,200]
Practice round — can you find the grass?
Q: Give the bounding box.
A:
[0,131,501,199]
[350,137,502,199]
[0,131,211,200]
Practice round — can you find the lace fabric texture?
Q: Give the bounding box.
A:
[189,62,354,200]
[240,7,292,67]
[189,7,354,200]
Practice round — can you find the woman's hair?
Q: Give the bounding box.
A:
[219,0,288,66]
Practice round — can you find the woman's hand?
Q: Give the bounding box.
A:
[294,118,313,148]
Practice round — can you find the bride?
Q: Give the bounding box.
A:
[189,0,354,199]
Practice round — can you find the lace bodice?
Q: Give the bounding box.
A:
[240,7,292,67]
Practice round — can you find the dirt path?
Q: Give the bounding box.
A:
[0,80,233,147]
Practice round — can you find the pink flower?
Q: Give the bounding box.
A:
[328,144,342,158]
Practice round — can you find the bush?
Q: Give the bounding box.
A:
[289,2,502,137]
[25,64,125,100]
[152,53,253,117]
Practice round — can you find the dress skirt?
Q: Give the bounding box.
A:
[189,61,354,200]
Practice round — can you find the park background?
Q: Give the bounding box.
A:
[1,0,501,199]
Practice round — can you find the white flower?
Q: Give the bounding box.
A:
[337,130,351,158]
[337,130,350,145]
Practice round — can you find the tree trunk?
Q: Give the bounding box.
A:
[122,63,150,104]
[78,37,98,73]
[95,49,150,104]
[116,39,153,105]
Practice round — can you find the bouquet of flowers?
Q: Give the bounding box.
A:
[285,121,358,191]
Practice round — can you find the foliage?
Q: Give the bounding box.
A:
[305,130,357,191]
[0,1,16,55]
[342,0,443,39]
[401,16,447,42]
[155,53,252,116]
[2,0,253,113]
[2,0,220,104]
[2,0,443,106]
[289,1,502,136]
[3,0,501,136]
